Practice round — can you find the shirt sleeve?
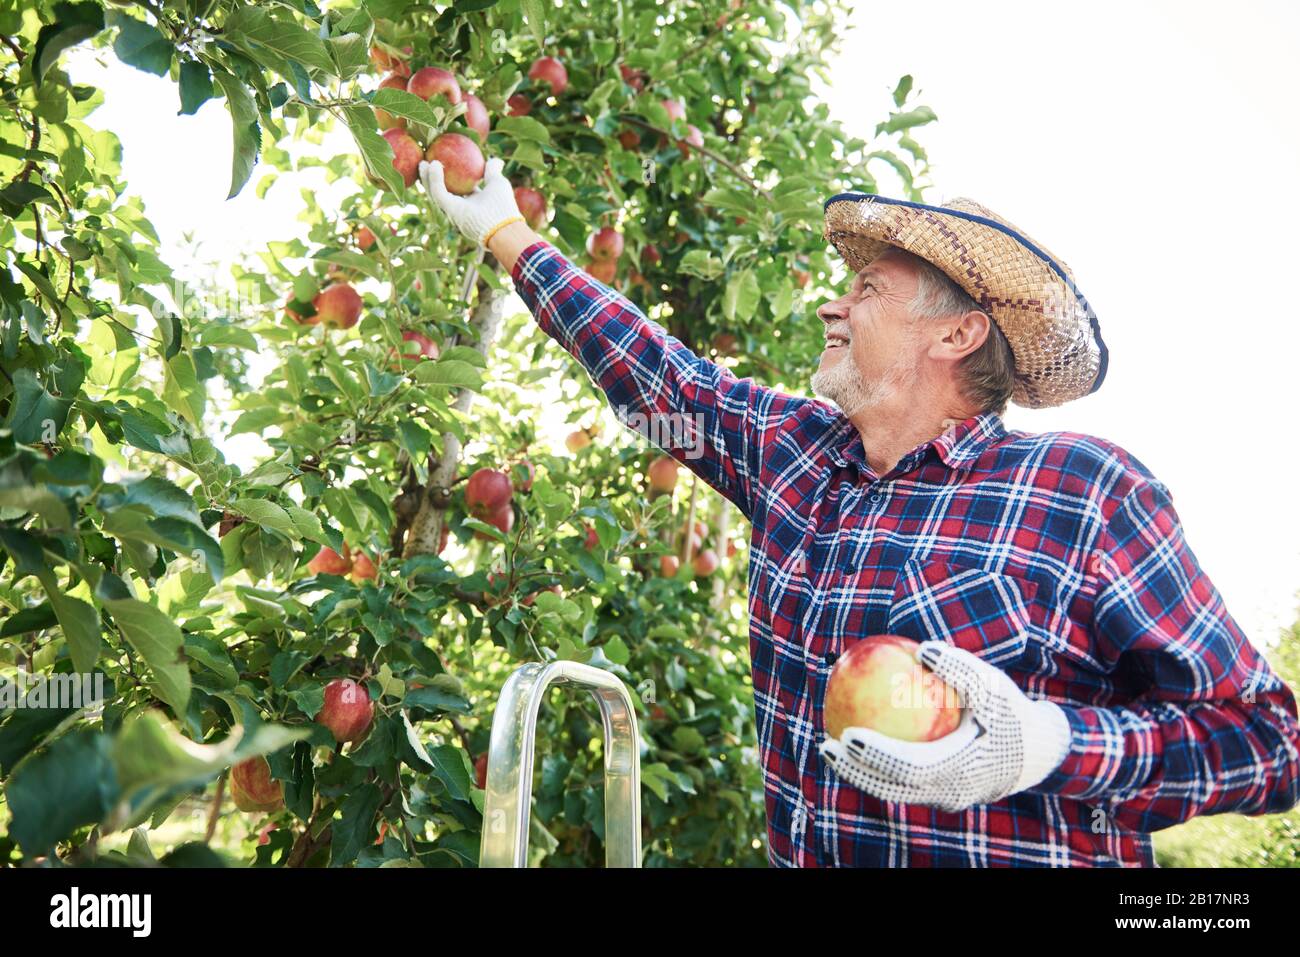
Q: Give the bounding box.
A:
[1033,479,1300,830]
[509,240,804,521]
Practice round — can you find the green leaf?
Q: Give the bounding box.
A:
[892,74,913,108]
[678,249,724,281]
[494,115,551,144]
[230,497,298,540]
[369,87,442,128]
[412,358,482,390]
[722,269,761,323]
[211,68,261,199]
[284,506,327,544]
[332,783,383,866]
[5,730,119,857]
[3,368,73,444]
[32,3,105,85]
[103,597,191,715]
[875,105,938,136]
[427,743,473,803]
[343,104,404,194]
[223,6,339,77]
[520,0,547,49]
[178,59,214,115]
[110,13,173,77]
[45,588,102,673]
[162,353,206,427]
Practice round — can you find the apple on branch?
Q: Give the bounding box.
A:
[647,455,678,495]
[381,128,423,188]
[316,677,375,743]
[308,546,352,576]
[230,756,284,813]
[528,55,568,96]
[407,66,462,107]
[461,92,490,142]
[313,283,362,329]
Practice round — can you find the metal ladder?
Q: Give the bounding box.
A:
[478,660,642,867]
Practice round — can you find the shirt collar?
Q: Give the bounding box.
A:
[828,410,1007,477]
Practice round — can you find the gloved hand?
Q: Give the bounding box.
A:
[418,155,524,247]
[819,640,1072,812]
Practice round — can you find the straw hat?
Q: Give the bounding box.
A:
[822,193,1108,409]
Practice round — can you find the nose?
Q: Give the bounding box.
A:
[816,295,846,325]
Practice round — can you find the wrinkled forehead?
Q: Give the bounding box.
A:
[854,246,920,291]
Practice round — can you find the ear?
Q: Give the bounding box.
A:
[928,309,990,362]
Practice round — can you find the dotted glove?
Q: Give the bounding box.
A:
[418,155,524,247]
[819,640,1072,812]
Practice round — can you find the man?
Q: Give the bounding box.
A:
[421,157,1300,866]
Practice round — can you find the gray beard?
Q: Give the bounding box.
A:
[811,347,919,417]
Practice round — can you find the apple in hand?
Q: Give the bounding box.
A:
[317,677,375,743]
[308,546,352,576]
[528,56,568,96]
[823,634,963,742]
[426,133,485,195]
[230,756,284,813]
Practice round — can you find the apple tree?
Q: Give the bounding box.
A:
[0,0,934,866]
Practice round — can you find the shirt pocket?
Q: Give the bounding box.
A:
[886,557,1038,667]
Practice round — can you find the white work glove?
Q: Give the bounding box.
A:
[819,640,1072,812]
[418,155,524,247]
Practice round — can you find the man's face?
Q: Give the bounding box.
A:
[810,249,925,416]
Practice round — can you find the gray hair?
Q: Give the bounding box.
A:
[905,253,1017,415]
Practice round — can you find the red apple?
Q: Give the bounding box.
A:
[316,677,374,743]
[506,93,532,116]
[425,133,485,195]
[356,226,377,251]
[565,430,591,453]
[823,635,963,742]
[350,549,377,581]
[374,72,411,130]
[584,258,617,283]
[407,66,462,106]
[617,129,640,150]
[401,329,439,359]
[583,524,599,550]
[647,455,678,495]
[308,546,352,576]
[230,756,284,813]
[528,56,568,96]
[659,554,680,578]
[727,540,738,558]
[461,92,490,141]
[692,548,719,576]
[474,501,515,539]
[438,524,450,554]
[641,244,661,267]
[474,753,489,789]
[465,467,513,518]
[513,187,547,229]
[381,127,422,188]
[587,227,624,262]
[313,283,362,329]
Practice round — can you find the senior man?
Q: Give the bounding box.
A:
[421,156,1300,867]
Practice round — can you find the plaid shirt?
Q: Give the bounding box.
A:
[512,241,1300,867]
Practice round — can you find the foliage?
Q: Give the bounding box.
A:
[0,0,934,866]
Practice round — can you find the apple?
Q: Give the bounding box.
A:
[475,501,515,539]
[474,753,489,789]
[661,98,687,123]
[316,677,375,743]
[351,549,377,581]
[506,93,532,116]
[514,187,547,229]
[407,66,462,106]
[565,429,591,453]
[712,332,738,355]
[659,554,680,577]
[461,92,490,141]
[692,548,719,576]
[583,524,599,550]
[587,227,624,262]
[374,72,411,130]
[617,129,640,150]
[313,283,362,329]
[401,328,439,359]
[647,455,678,494]
[528,55,568,96]
[308,546,352,576]
[513,460,535,492]
[584,258,617,283]
[230,756,284,813]
[677,124,704,157]
[381,127,423,188]
[823,634,963,742]
[619,63,646,91]
[370,46,410,77]
[727,540,738,558]
[425,133,485,195]
[465,467,513,518]
[642,244,661,267]
[356,226,377,251]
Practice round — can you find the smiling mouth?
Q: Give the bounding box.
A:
[823,333,850,352]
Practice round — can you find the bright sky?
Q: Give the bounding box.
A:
[66,1,1300,645]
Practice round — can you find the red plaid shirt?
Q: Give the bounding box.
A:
[512,241,1300,867]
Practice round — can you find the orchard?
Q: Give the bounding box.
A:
[0,0,941,867]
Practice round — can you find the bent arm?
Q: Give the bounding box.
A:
[1034,480,1300,830]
